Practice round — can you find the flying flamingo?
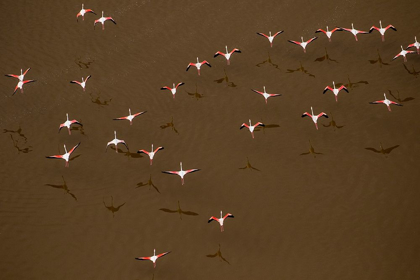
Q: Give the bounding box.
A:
[135,249,170,268]
[315,26,342,42]
[341,23,369,41]
[59,113,83,135]
[76,4,96,21]
[13,79,36,95]
[301,107,328,130]
[369,93,402,111]
[113,109,146,125]
[160,82,185,99]
[288,37,318,53]
[240,119,265,138]
[5,68,31,81]
[162,162,200,185]
[214,46,241,65]
[251,86,281,104]
[106,131,129,153]
[208,211,234,232]
[186,58,211,76]
[369,21,397,41]
[137,144,164,165]
[256,31,284,47]
[70,75,91,91]
[406,36,420,54]
[323,81,349,102]
[393,46,416,62]
[46,142,80,167]
[94,11,116,30]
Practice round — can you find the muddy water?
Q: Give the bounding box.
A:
[1,0,420,279]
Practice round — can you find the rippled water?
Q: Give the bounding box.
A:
[1,0,419,279]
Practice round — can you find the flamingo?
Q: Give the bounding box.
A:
[240,119,265,138]
[162,162,200,185]
[76,4,96,21]
[315,26,342,42]
[5,68,30,81]
[369,21,396,41]
[341,23,369,41]
[46,143,80,167]
[287,37,318,53]
[208,211,234,232]
[369,93,402,111]
[135,249,170,268]
[59,113,83,135]
[251,86,281,104]
[113,109,146,125]
[301,107,328,130]
[13,79,36,95]
[70,75,91,91]
[406,36,420,54]
[137,144,164,165]
[106,131,129,153]
[393,45,416,62]
[323,81,349,102]
[94,11,116,30]
[214,46,241,65]
[160,82,185,99]
[186,57,211,76]
[256,31,284,47]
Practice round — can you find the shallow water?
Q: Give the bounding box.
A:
[1,0,420,279]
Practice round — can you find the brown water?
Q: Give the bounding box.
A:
[1,0,420,279]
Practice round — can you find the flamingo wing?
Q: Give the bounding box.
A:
[5,74,19,79]
[46,155,64,160]
[230,48,241,54]
[317,113,328,118]
[256,32,268,38]
[186,63,194,71]
[137,149,149,155]
[307,37,318,44]
[338,86,349,92]
[135,256,151,261]
[133,111,147,117]
[288,40,301,46]
[208,216,219,223]
[113,116,129,121]
[68,142,81,154]
[156,251,171,258]
[240,123,249,129]
[273,31,284,37]
[214,51,225,58]
[323,86,333,94]
[385,25,396,31]
[251,89,264,95]
[154,146,164,153]
[369,100,385,104]
[254,122,265,127]
[223,213,234,219]
[106,17,117,24]
[315,29,326,34]
[185,168,200,174]
[162,171,180,175]
[70,80,82,85]
[301,112,312,118]
[369,26,379,33]
[202,60,211,67]
[389,101,403,106]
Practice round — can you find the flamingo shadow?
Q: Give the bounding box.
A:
[314,48,338,63]
[368,49,390,67]
[108,146,130,154]
[256,51,280,69]
[239,157,260,171]
[9,134,33,154]
[300,140,323,158]
[136,174,160,194]
[186,83,205,100]
[388,89,414,103]
[322,113,344,130]
[214,69,237,87]
[342,75,368,90]
[159,201,198,220]
[103,196,125,217]
[45,176,77,201]
[90,93,112,106]
[206,244,230,265]
[160,117,179,134]
[3,126,28,143]
[75,57,94,69]
[254,121,280,134]
[403,64,420,78]
[286,61,315,78]
[365,143,400,157]
[70,124,86,136]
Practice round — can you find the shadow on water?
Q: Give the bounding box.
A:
[45,176,77,201]
[70,123,86,136]
[103,196,125,217]
[186,83,205,100]
[136,174,160,194]
[160,117,179,134]
[3,126,28,142]
[75,56,94,69]
[365,143,400,157]
[9,134,33,154]
[214,69,237,87]
[159,201,198,220]
[90,93,112,106]
[122,150,143,159]
[286,61,315,78]
[368,49,390,67]
[341,75,368,90]
[256,52,280,69]
[239,157,260,171]
[403,64,420,78]
[314,48,338,63]
[206,244,230,265]
[300,140,323,158]
[254,120,280,134]
[388,89,414,103]
[323,113,344,130]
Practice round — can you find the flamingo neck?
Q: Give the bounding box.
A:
[173,83,175,88]
[263,86,266,93]
[379,20,382,29]
[269,31,271,37]
[66,113,69,121]
[20,69,23,75]
[64,145,68,154]
[82,4,84,9]
[180,162,183,171]
[326,26,329,32]
[384,93,387,99]
[151,144,154,151]
[225,46,228,53]
[249,119,252,126]
[301,36,304,42]
[351,23,354,29]
[311,107,314,115]
[102,11,104,17]
[129,108,131,115]
[333,81,335,88]
[196,57,199,63]
[153,249,156,256]
[220,211,223,218]
[114,131,117,139]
